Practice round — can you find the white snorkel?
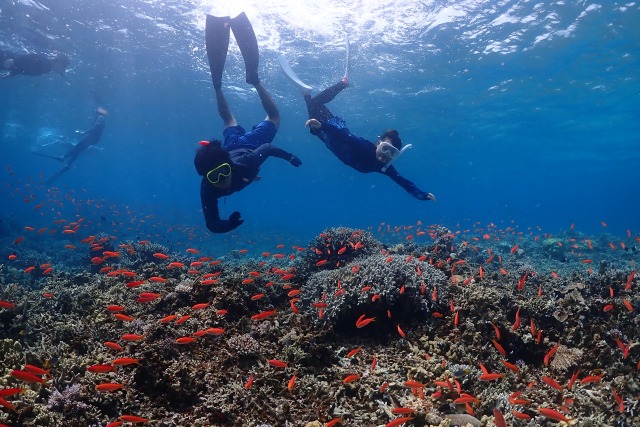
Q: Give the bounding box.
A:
[380,142,413,172]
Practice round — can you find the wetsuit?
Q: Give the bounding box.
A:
[305,81,432,200]
[1,51,59,76]
[200,121,300,233]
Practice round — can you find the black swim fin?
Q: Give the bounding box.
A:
[205,15,231,89]
[230,12,260,85]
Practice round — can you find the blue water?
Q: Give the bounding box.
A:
[1,0,639,252]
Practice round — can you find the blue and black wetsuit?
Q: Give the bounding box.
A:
[200,121,300,233]
[304,81,432,200]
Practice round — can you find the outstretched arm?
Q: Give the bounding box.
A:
[383,166,436,201]
[242,143,301,168]
[200,180,244,233]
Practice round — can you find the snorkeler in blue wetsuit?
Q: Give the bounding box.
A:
[32,107,107,184]
[194,13,302,234]
[279,49,436,202]
[0,50,69,77]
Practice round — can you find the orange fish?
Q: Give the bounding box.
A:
[384,416,414,427]
[87,364,116,373]
[538,407,573,424]
[119,415,149,423]
[176,337,196,344]
[121,334,144,341]
[11,369,47,385]
[111,358,141,366]
[251,310,277,321]
[343,374,360,384]
[268,359,287,368]
[104,341,124,351]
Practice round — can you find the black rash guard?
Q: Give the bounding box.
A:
[200,143,296,233]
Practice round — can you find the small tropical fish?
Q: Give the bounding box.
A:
[11,369,47,385]
[268,359,287,368]
[121,334,144,341]
[384,417,414,427]
[343,374,360,384]
[251,310,277,321]
[111,358,141,366]
[87,364,116,373]
[119,415,149,423]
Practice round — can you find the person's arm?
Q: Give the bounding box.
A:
[241,143,302,169]
[200,180,244,233]
[383,165,436,201]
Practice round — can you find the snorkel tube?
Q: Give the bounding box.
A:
[381,144,412,172]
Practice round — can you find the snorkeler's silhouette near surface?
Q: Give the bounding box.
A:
[0,50,69,77]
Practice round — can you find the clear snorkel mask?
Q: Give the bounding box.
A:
[378,140,413,172]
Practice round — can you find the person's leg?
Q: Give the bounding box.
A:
[304,80,348,122]
[230,12,259,85]
[215,88,237,128]
[205,15,231,90]
[253,82,280,128]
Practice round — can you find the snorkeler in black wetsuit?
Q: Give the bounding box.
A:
[0,50,69,77]
[279,52,436,202]
[32,108,107,184]
[194,12,302,234]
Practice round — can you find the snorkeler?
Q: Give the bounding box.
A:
[0,50,69,77]
[32,107,107,184]
[194,13,302,234]
[279,43,436,202]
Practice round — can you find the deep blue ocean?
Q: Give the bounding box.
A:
[1,0,639,253]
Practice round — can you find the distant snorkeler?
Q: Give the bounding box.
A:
[194,12,302,234]
[0,50,70,77]
[32,107,108,184]
[279,38,436,202]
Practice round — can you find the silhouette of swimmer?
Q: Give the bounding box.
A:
[32,108,107,184]
[0,50,69,77]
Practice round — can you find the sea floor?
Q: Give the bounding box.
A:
[1,223,638,427]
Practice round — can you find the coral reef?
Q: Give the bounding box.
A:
[0,226,638,426]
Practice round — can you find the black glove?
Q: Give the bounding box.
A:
[289,155,302,167]
[229,211,244,229]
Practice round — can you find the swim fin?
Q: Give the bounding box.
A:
[205,15,231,89]
[343,34,350,81]
[230,12,259,85]
[278,54,313,93]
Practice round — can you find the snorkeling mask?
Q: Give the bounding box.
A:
[377,141,413,172]
[206,162,232,185]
